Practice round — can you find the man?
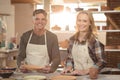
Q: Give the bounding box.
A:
[17,9,60,73]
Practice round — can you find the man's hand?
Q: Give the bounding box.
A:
[19,64,43,73]
[37,65,51,73]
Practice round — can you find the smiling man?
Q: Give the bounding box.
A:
[17,9,60,73]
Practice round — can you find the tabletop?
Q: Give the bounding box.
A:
[1,71,119,80]
[0,48,18,53]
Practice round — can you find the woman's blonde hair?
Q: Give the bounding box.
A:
[75,10,98,41]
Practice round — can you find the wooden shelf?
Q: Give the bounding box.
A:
[0,13,10,16]
[99,30,120,32]
[11,0,42,4]
[92,10,120,14]
[105,49,120,52]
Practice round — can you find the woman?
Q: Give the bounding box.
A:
[62,11,106,76]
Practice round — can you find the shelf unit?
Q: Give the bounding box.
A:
[97,11,120,69]
[104,30,120,68]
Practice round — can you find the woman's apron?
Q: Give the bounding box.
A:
[72,42,94,70]
[25,32,49,67]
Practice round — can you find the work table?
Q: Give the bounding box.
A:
[0,68,119,80]
[1,71,120,80]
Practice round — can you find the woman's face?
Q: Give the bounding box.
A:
[76,13,91,32]
[33,13,47,31]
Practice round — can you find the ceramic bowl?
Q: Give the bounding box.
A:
[0,70,13,78]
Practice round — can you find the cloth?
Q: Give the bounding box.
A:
[26,32,49,67]
[72,42,94,70]
[17,30,60,72]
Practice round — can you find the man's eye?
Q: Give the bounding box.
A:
[35,18,39,20]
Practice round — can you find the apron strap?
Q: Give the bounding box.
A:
[44,32,47,45]
[27,32,33,45]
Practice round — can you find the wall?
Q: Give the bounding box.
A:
[0,0,12,14]
[6,5,15,40]
[0,0,15,41]
[14,3,34,44]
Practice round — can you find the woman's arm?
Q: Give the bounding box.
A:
[94,40,106,70]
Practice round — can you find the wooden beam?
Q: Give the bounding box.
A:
[106,15,120,29]
[11,0,42,4]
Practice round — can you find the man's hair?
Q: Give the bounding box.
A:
[33,9,47,17]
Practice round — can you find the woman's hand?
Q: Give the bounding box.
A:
[61,66,72,74]
[71,69,89,76]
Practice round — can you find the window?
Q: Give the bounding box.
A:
[37,3,106,31]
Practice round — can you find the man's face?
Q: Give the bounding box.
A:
[33,13,47,31]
